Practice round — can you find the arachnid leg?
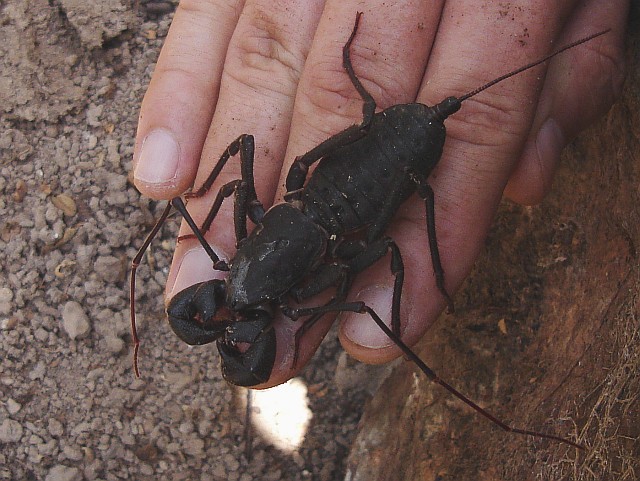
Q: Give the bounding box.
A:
[344,237,405,337]
[186,134,260,212]
[285,125,373,196]
[413,172,455,313]
[130,202,173,376]
[181,134,265,244]
[342,11,376,130]
[287,300,584,450]
[284,12,376,196]
[284,266,353,368]
[170,198,229,271]
[177,179,239,242]
[289,236,405,343]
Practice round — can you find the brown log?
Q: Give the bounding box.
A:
[346,12,640,481]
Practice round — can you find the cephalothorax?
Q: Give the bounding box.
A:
[131,13,607,448]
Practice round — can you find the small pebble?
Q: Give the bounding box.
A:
[48,418,64,437]
[7,398,21,415]
[45,465,81,481]
[0,419,23,443]
[61,301,91,340]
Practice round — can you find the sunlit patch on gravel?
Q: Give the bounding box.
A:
[250,378,312,452]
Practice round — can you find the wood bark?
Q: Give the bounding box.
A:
[346,11,640,481]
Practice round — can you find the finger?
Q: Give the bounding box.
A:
[339,0,582,361]
[504,0,628,205]
[133,0,243,199]
[263,1,447,382]
[166,0,325,299]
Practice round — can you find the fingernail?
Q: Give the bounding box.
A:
[167,246,228,299]
[536,118,565,168]
[342,285,395,348]
[134,129,180,185]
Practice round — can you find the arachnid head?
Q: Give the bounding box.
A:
[166,280,277,386]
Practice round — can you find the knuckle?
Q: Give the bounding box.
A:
[445,91,526,149]
[228,10,304,96]
[352,53,415,108]
[177,0,241,17]
[301,49,412,135]
[300,56,363,128]
[152,64,215,97]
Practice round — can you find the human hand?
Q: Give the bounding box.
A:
[132,0,628,387]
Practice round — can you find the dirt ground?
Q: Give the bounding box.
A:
[0,1,385,480]
[1,2,638,481]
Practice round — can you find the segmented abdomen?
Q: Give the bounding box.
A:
[302,103,445,235]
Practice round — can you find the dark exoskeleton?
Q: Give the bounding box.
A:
[131,12,608,448]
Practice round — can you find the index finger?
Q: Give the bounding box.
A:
[133,0,243,200]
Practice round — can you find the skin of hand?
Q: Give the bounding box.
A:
[132,0,628,388]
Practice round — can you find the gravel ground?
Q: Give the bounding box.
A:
[0,2,384,479]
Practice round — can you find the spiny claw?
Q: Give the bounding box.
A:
[166,280,228,345]
[218,319,276,386]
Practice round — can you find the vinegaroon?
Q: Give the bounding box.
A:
[131,12,609,449]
